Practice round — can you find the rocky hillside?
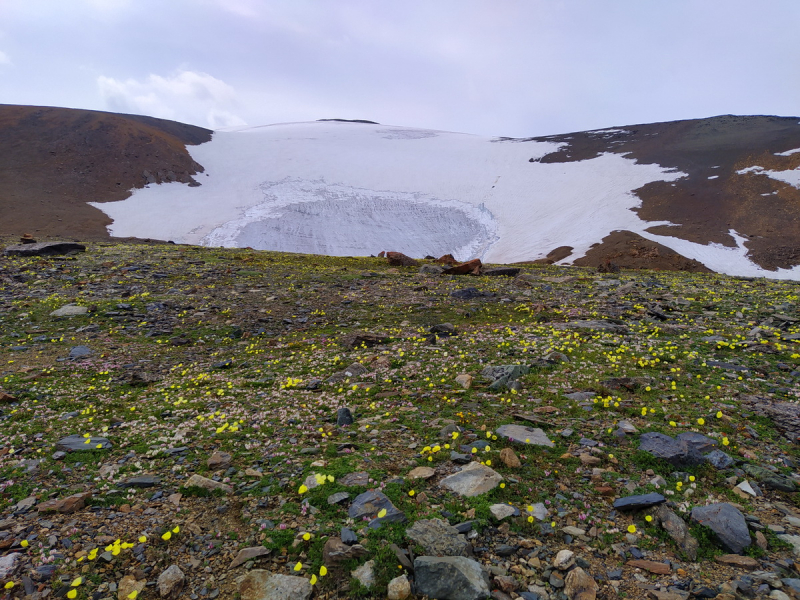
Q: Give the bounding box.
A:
[0,105,210,240]
[0,240,799,599]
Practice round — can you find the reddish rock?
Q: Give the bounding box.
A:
[385,252,419,267]
[0,392,15,403]
[626,559,671,575]
[443,259,482,275]
[37,491,92,514]
[436,254,458,265]
[595,486,616,496]
[499,448,521,468]
[715,554,759,569]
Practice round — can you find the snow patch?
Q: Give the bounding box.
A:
[776,148,800,156]
[736,164,800,188]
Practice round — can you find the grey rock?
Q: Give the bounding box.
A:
[157,564,185,599]
[343,363,368,378]
[50,304,89,318]
[691,503,751,554]
[655,505,698,561]
[406,518,469,557]
[55,434,112,452]
[184,474,233,494]
[121,475,161,488]
[207,451,232,470]
[5,242,86,257]
[440,462,503,497]
[348,490,406,528]
[341,527,358,545]
[420,264,446,275]
[490,503,517,520]
[706,449,735,469]
[323,537,369,567]
[743,464,798,492]
[638,432,710,467]
[68,345,92,359]
[778,534,800,556]
[526,503,549,521]
[327,492,350,505]
[553,549,575,570]
[230,547,270,569]
[613,493,666,511]
[495,424,554,447]
[352,560,375,588]
[564,391,596,402]
[237,570,312,600]
[337,407,354,426]
[414,556,491,600]
[0,553,19,579]
[339,471,370,486]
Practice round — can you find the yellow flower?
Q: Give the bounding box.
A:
[67,590,77,599]
[722,437,730,446]
[499,483,505,489]
[298,485,308,494]
[4,582,13,589]
[20,540,28,548]
[294,562,303,572]
[716,411,723,418]
[162,531,172,541]
[697,418,705,425]
[669,421,677,427]
[128,592,139,599]
[320,566,328,577]
[172,526,180,534]
[138,535,147,543]
[302,533,311,541]
[645,515,653,522]
[627,525,637,534]
[689,475,695,482]
[71,577,83,586]
[377,509,387,518]
[408,490,415,497]
[310,574,318,585]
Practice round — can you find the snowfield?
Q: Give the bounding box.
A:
[90,120,800,278]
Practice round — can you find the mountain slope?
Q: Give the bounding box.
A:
[3,106,800,278]
[0,104,211,239]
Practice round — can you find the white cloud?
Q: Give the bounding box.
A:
[0,50,11,66]
[97,70,246,129]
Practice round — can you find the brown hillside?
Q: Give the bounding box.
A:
[0,105,211,240]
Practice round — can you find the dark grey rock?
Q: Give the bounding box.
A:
[327,492,349,505]
[340,527,358,545]
[406,518,469,557]
[451,451,471,464]
[120,475,161,488]
[639,432,706,467]
[336,407,354,426]
[743,464,797,492]
[706,449,735,469]
[613,493,666,511]
[68,345,92,360]
[691,503,751,554]
[655,505,698,561]
[55,435,112,452]
[414,556,491,600]
[348,490,406,528]
[450,288,489,300]
[4,242,86,257]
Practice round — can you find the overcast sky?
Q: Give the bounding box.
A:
[1,0,798,137]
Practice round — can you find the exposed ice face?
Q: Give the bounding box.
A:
[203,178,498,260]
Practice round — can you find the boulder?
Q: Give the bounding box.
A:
[439,462,502,497]
[36,491,92,514]
[386,252,419,267]
[443,258,482,275]
[496,424,554,447]
[5,242,86,257]
[564,566,598,600]
[407,519,469,556]
[613,493,666,511]
[414,556,491,600]
[654,505,698,561]
[157,565,185,599]
[237,570,312,600]
[691,503,751,554]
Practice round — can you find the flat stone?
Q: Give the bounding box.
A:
[527,503,549,521]
[691,503,751,554]
[207,451,232,470]
[736,480,757,497]
[743,464,798,492]
[323,537,369,567]
[638,432,706,468]
[0,553,20,579]
[237,570,312,600]
[414,556,491,600]
[440,462,503,497]
[496,424,554,447]
[562,526,586,537]
[348,490,406,528]
[490,504,517,521]
[613,493,666,511]
[36,491,92,514]
[184,474,233,494]
[157,564,185,599]
[778,534,800,556]
[230,547,271,569]
[627,559,671,575]
[716,554,760,569]
[120,475,161,488]
[564,566,598,600]
[50,304,89,317]
[339,471,370,487]
[406,518,469,557]
[5,242,85,257]
[55,434,112,452]
[327,492,350,505]
[408,466,436,480]
[68,345,92,359]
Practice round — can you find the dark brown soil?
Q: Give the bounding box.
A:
[572,230,712,273]
[0,104,211,240]
[523,115,800,271]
